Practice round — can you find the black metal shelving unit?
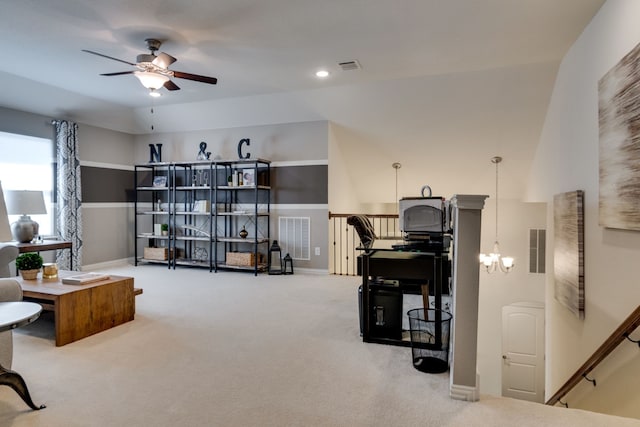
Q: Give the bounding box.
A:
[134,162,172,268]
[134,159,271,275]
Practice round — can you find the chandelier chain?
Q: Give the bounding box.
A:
[495,158,499,242]
[480,155,514,273]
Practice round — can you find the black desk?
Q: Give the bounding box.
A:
[360,249,449,347]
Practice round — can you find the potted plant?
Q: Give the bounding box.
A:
[161,223,169,236]
[15,252,44,280]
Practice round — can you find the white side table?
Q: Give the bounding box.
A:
[0,301,45,410]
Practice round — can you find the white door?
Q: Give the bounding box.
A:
[501,302,545,402]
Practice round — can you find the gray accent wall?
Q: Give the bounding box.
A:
[272,165,327,204]
[82,167,134,203]
[132,120,330,272]
[81,164,327,205]
[76,124,135,266]
[1,108,329,271]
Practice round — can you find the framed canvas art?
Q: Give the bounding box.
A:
[599,41,640,230]
[554,190,585,319]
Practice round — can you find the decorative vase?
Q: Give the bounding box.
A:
[43,263,58,279]
[20,269,40,280]
[239,226,248,239]
[11,215,38,243]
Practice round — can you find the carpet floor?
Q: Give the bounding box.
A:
[0,264,637,426]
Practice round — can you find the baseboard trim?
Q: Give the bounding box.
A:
[81,259,328,276]
[81,258,131,271]
[292,268,328,275]
[450,383,480,402]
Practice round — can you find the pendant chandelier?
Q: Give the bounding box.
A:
[479,156,514,273]
[392,162,401,214]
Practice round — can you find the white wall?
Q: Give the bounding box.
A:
[328,123,364,214]
[476,199,546,395]
[528,0,640,417]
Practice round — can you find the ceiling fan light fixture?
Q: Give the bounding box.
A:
[149,89,162,98]
[83,39,218,90]
[134,71,170,90]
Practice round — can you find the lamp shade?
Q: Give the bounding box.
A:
[5,190,47,215]
[134,71,170,90]
[0,182,12,242]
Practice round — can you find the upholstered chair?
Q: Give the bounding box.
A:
[0,244,21,369]
[0,244,18,278]
[0,278,23,369]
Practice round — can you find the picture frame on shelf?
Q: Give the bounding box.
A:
[242,169,255,186]
[192,200,210,213]
[153,175,167,187]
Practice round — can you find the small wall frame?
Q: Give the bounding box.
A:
[553,190,585,319]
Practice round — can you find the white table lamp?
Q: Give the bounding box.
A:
[5,190,47,243]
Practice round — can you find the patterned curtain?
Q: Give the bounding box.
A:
[53,120,82,270]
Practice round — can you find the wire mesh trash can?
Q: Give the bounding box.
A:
[407,308,452,373]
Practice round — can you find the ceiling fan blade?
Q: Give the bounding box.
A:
[100,71,135,76]
[82,49,136,66]
[173,71,217,85]
[153,52,177,69]
[164,80,180,91]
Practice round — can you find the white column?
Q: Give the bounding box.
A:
[449,194,487,401]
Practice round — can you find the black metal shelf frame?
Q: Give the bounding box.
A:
[134,159,271,275]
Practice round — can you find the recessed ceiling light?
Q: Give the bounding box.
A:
[315,70,330,78]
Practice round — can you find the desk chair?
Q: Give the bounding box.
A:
[347,215,377,250]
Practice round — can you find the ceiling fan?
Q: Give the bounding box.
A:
[83,38,217,94]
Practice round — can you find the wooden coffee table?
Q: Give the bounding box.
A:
[16,271,141,346]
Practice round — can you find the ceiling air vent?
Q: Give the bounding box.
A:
[338,60,361,71]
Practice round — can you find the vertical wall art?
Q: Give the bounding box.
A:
[599,41,640,230]
[554,190,585,319]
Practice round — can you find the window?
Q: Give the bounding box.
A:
[0,131,55,236]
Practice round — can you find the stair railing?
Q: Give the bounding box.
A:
[546,304,640,407]
[328,212,399,275]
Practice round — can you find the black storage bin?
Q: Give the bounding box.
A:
[407,308,452,373]
[369,286,403,340]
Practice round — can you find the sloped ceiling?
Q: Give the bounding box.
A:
[0,0,605,198]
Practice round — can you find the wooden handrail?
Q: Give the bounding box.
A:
[328,211,398,219]
[546,304,640,406]
[328,212,400,275]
